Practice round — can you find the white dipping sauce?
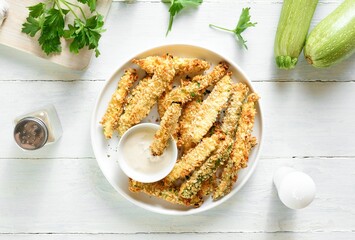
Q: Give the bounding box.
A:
[118,124,176,182]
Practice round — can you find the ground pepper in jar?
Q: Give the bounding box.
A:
[13,105,63,151]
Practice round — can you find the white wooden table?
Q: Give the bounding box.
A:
[0,0,354,239]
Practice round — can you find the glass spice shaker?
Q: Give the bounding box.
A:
[13,105,63,150]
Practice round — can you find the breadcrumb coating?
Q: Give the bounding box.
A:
[158,76,189,118]
[221,83,249,138]
[213,93,259,200]
[166,62,229,104]
[233,93,259,169]
[179,136,233,199]
[100,69,138,139]
[177,98,203,152]
[150,103,182,156]
[164,133,223,185]
[129,179,203,208]
[133,55,210,76]
[157,90,170,119]
[118,58,175,135]
[199,176,215,197]
[184,74,232,144]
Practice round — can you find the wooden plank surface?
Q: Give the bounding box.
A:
[0,0,112,70]
[0,157,354,233]
[0,1,353,81]
[0,81,354,158]
[0,0,354,239]
[0,233,354,239]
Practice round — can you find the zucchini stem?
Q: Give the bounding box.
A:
[305,56,313,65]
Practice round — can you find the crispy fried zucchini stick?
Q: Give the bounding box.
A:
[167,62,229,104]
[179,136,233,199]
[213,93,259,200]
[150,103,182,156]
[221,83,249,138]
[100,69,138,139]
[212,136,256,200]
[178,97,203,152]
[133,55,210,76]
[157,76,189,118]
[125,75,151,103]
[199,177,215,197]
[159,63,228,121]
[158,76,193,119]
[118,58,175,136]
[185,74,232,145]
[129,179,203,208]
[164,133,223,185]
[158,91,169,119]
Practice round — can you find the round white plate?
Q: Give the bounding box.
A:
[91,44,264,215]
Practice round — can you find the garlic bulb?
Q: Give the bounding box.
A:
[0,0,9,26]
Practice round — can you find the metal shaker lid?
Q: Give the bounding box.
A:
[14,117,48,150]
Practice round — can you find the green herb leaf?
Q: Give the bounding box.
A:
[28,3,46,18]
[22,16,41,37]
[77,0,97,12]
[37,8,69,55]
[64,14,105,56]
[209,7,257,49]
[22,0,104,57]
[164,0,203,36]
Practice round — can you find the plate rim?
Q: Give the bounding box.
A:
[90,43,264,215]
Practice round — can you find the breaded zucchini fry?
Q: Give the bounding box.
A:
[164,133,223,185]
[133,55,210,76]
[199,177,215,197]
[118,58,175,135]
[150,103,182,156]
[157,91,169,119]
[173,56,210,75]
[179,136,233,199]
[100,69,138,139]
[178,97,203,152]
[212,136,256,200]
[185,74,232,144]
[213,93,259,200]
[158,76,189,118]
[221,83,249,138]
[167,62,229,104]
[129,179,203,208]
[232,93,259,169]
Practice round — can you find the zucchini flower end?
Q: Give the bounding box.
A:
[275,56,298,69]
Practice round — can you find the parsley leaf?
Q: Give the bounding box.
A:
[38,8,69,54]
[22,0,105,57]
[163,0,203,36]
[209,7,257,49]
[22,16,41,37]
[28,3,46,18]
[77,0,96,12]
[64,14,105,57]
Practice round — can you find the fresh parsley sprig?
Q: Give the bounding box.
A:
[22,0,105,57]
[209,7,257,49]
[163,0,203,36]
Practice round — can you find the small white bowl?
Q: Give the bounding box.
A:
[117,123,178,183]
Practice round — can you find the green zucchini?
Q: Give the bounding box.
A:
[304,0,355,68]
[274,0,319,69]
